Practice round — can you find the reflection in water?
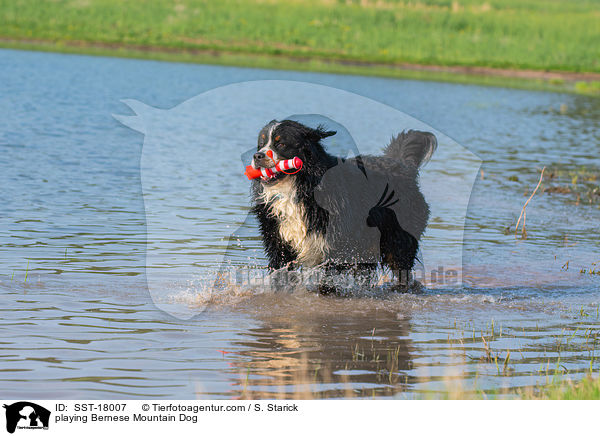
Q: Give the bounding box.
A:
[226,301,414,399]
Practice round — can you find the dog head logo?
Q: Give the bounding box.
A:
[3,402,50,434]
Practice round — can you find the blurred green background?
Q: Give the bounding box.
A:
[2,0,599,91]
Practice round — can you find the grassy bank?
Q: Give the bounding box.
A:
[2,38,597,95]
[2,0,600,72]
[1,0,600,94]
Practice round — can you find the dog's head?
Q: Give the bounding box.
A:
[252,120,336,184]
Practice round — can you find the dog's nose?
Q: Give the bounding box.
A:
[254,152,266,161]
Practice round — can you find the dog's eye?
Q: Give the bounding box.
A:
[275,135,280,141]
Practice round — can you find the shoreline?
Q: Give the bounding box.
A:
[2,38,600,96]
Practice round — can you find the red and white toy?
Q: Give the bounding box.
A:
[244,157,303,180]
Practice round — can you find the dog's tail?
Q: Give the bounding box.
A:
[384,130,437,170]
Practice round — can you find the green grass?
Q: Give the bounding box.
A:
[522,375,600,400]
[575,80,600,94]
[1,0,600,73]
[413,375,600,400]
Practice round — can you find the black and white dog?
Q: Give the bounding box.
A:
[250,119,436,293]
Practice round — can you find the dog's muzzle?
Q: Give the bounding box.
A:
[252,151,276,170]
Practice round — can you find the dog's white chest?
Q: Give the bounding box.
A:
[260,179,327,267]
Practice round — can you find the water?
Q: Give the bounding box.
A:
[1,49,599,399]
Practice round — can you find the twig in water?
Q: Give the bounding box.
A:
[515,167,545,239]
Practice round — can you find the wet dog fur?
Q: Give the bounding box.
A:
[250,119,436,293]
